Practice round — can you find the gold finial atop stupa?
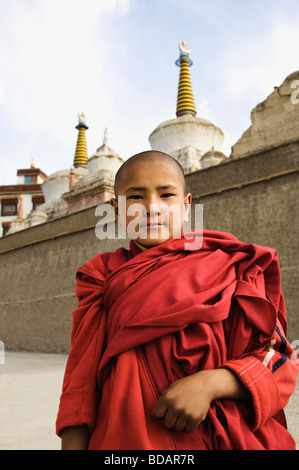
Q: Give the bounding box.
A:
[73,112,89,167]
[175,42,196,117]
[31,159,35,168]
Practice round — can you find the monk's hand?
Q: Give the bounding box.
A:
[151,370,214,432]
[151,368,250,432]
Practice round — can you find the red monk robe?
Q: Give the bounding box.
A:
[56,230,299,450]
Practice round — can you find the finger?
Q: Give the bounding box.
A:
[185,415,205,432]
[151,400,168,419]
[174,414,188,431]
[185,420,198,432]
[164,409,178,429]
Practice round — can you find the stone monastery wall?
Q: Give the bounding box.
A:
[0,141,298,353]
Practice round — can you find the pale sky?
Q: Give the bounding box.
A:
[1,0,299,184]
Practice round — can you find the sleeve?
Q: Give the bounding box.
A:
[222,249,299,431]
[56,255,107,437]
[223,317,299,431]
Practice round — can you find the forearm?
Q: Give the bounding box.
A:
[61,425,90,450]
[203,368,251,401]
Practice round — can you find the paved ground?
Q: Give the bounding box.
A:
[0,352,67,450]
[0,351,298,450]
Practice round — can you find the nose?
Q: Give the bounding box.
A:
[144,195,161,215]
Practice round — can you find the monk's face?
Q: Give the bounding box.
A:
[112,155,192,247]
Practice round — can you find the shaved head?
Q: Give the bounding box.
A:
[111,150,192,247]
[114,150,186,197]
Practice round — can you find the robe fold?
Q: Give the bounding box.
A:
[56,230,299,450]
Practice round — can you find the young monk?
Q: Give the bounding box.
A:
[56,150,299,450]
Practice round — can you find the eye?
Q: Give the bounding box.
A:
[161,193,175,198]
[127,195,143,200]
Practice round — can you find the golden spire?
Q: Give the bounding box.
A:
[175,42,196,117]
[73,112,89,167]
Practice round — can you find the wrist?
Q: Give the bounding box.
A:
[203,369,224,401]
[195,368,250,402]
[61,425,90,450]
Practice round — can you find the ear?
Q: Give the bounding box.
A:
[110,197,119,221]
[183,193,192,223]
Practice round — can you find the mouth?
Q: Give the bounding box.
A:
[140,222,163,229]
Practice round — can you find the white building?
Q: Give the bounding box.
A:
[2,43,228,235]
[0,162,47,236]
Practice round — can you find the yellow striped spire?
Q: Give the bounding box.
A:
[175,42,196,117]
[74,112,89,167]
